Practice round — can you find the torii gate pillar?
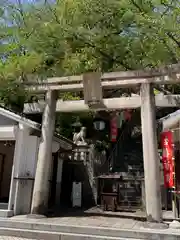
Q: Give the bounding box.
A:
[140,83,162,222]
[31,90,58,215]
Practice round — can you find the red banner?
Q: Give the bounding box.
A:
[161,131,175,188]
[110,114,118,142]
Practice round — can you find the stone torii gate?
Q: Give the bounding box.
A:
[25,64,180,223]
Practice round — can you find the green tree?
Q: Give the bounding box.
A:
[0,0,180,135]
[2,0,180,77]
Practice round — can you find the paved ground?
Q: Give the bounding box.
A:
[10,214,145,229]
[0,206,176,230]
[0,238,34,240]
[0,213,179,240]
[85,207,176,221]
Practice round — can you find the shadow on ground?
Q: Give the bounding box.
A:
[46,206,147,222]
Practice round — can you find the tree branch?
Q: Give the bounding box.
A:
[131,0,180,49]
[166,32,180,48]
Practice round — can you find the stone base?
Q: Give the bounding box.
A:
[27,214,47,219]
[11,214,47,219]
[169,220,180,229]
[142,222,169,229]
[0,210,14,218]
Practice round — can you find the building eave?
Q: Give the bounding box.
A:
[0,106,40,130]
[0,106,73,150]
[158,109,180,130]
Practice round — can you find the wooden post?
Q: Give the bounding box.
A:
[140,83,162,222]
[31,90,57,215]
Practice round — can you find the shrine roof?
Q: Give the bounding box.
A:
[0,105,73,150]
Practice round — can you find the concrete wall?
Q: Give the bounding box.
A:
[8,125,40,215]
[0,142,15,201]
[9,124,63,215]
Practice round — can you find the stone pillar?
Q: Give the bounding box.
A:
[140,83,162,222]
[55,158,63,206]
[31,90,57,215]
[8,124,39,215]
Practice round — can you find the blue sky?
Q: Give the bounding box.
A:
[8,0,55,5]
[10,0,54,4]
[9,0,39,3]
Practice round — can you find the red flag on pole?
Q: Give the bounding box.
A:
[161,131,175,188]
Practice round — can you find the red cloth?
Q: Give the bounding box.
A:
[161,131,175,188]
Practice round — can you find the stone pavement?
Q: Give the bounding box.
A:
[0,237,34,240]
[0,214,180,239]
[9,214,146,229]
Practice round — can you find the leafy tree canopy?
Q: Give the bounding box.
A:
[0,0,180,136]
[1,0,180,77]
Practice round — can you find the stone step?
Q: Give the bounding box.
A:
[0,218,178,240]
[0,203,8,209]
[0,210,13,218]
[0,227,141,240]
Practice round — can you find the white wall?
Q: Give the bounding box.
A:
[0,115,16,126]
[8,124,39,215]
[8,123,65,215]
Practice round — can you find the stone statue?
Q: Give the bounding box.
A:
[73,126,87,161]
[73,127,87,145]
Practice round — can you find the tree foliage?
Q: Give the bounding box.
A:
[1,0,180,77]
[0,0,180,134]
